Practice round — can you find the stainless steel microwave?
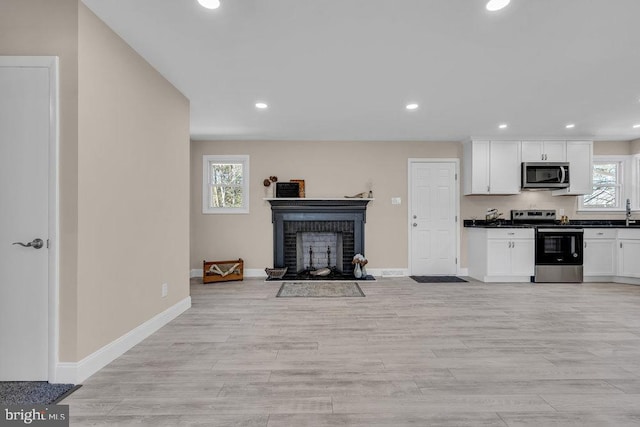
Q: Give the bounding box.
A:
[521,162,570,189]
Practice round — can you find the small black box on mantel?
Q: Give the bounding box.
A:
[275,182,300,198]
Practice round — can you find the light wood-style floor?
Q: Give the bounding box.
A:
[63,277,640,426]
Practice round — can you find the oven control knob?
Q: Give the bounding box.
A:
[573,253,578,258]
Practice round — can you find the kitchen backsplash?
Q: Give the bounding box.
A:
[462,191,626,222]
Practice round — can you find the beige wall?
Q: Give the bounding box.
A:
[2,1,190,363]
[77,4,190,359]
[0,0,80,361]
[191,141,460,272]
[192,140,635,271]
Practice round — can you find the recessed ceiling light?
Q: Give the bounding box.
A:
[405,103,419,110]
[255,102,268,109]
[633,124,640,129]
[486,0,511,12]
[565,124,576,129]
[197,0,220,9]
[499,123,508,129]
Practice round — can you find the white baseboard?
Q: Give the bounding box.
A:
[368,268,408,277]
[54,296,191,384]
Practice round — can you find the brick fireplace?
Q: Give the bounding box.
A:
[268,199,370,278]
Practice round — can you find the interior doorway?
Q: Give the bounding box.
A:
[408,159,459,276]
[0,56,59,381]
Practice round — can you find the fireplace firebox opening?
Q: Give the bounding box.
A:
[297,232,344,273]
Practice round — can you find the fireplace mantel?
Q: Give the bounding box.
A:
[265,198,373,206]
[267,198,371,271]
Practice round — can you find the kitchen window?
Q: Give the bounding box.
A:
[202,155,250,214]
[579,156,628,211]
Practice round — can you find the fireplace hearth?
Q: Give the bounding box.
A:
[267,198,373,280]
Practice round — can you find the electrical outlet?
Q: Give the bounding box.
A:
[162,283,168,297]
[391,197,401,205]
[559,208,565,216]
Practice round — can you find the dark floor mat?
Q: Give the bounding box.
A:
[0,381,80,405]
[411,276,468,283]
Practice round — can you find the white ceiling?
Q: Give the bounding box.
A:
[82,0,640,142]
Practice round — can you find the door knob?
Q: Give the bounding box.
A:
[12,238,44,249]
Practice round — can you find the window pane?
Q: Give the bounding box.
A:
[210,186,244,208]
[592,163,617,185]
[210,163,243,186]
[583,186,617,208]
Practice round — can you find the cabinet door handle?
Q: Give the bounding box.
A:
[620,242,623,248]
[597,232,604,235]
[508,232,515,235]
[584,242,587,248]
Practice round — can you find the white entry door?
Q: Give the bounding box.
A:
[0,59,54,380]
[410,161,458,275]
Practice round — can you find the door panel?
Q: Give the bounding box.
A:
[410,162,457,275]
[0,64,50,380]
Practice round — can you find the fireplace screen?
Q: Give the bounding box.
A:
[297,232,343,273]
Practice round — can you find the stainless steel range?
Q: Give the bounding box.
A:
[511,210,584,283]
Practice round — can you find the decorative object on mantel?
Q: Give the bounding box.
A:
[263,176,278,197]
[265,267,288,280]
[263,176,278,187]
[203,259,244,283]
[345,192,368,198]
[290,179,305,198]
[275,182,300,198]
[352,253,368,279]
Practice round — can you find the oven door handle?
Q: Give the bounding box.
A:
[537,228,583,233]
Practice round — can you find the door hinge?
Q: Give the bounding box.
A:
[47,239,50,249]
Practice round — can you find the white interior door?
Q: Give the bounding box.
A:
[410,161,458,275]
[0,61,51,380]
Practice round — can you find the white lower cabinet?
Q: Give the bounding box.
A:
[618,230,640,279]
[583,229,617,278]
[468,228,534,282]
[468,227,640,284]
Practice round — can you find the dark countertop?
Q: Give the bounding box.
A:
[464,219,640,229]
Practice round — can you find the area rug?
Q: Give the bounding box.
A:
[276,282,365,297]
[411,276,468,283]
[0,382,80,405]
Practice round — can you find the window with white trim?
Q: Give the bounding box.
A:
[579,156,627,211]
[202,155,250,214]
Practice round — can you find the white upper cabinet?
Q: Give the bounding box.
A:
[463,140,521,195]
[521,141,566,162]
[551,140,593,196]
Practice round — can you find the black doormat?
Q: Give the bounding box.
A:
[411,276,468,283]
[276,282,365,297]
[0,382,81,405]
